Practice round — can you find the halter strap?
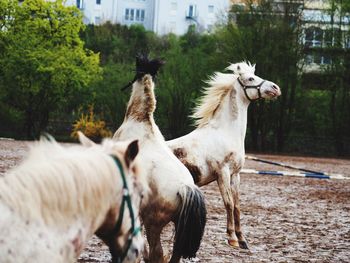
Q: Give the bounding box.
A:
[237,77,265,102]
[111,156,141,263]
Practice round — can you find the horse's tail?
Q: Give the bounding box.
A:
[173,185,207,259]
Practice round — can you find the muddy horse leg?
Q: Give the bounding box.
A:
[231,173,248,249]
[145,225,165,263]
[217,167,239,248]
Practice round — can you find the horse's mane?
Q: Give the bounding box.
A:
[192,61,255,127]
[0,139,125,226]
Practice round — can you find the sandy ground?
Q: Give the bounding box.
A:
[1,139,349,263]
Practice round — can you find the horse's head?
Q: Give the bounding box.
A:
[78,132,147,263]
[227,62,281,102]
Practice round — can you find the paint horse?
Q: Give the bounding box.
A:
[0,134,147,263]
[113,56,207,263]
[167,62,281,249]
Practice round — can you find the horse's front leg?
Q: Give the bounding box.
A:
[216,166,239,248]
[231,172,248,249]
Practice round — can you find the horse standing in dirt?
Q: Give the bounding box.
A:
[167,62,281,249]
[0,135,147,263]
[113,56,207,263]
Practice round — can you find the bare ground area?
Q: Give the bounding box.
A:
[1,139,349,263]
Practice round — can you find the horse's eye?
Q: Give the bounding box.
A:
[248,77,254,81]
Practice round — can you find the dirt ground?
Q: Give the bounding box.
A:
[1,139,349,263]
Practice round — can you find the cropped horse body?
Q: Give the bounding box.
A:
[167,62,281,249]
[113,58,206,263]
[0,137,146,263]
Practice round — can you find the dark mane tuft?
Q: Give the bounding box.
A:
[122,54,165,91]
[135,54,165,80]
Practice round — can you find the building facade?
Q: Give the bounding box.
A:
[230,0,350,71]
[64,0,231,35]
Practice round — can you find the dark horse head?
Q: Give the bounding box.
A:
[122,55,165,91]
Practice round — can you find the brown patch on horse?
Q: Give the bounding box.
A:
[173,148,201,183]
[218,152,242,173]
[141,179,177,226]
[183,162,201,184]
[96,207,118,237]
[71,229,83,255]
[125,96,144,121]
[173,148,187,159]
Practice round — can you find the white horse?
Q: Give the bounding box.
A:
[113,56,207,263]
[0,134,147,263]
[167,62,281,249]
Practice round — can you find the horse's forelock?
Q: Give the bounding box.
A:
[227,61,256,75]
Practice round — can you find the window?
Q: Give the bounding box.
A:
[130,9,134,21]
[345,34,350,49]
[125,8,145,22]
[96,0,101,5]
[187,5,197,18]
[305,54,331,65]
[125,9,130,20]
[136,9,140,21]
[140,10,145,21]
[170,2,177,15]
[171,2,177,10]
[208,5,214,14]
[324,30,333,47]
[169,22,176,33]
[304,27,322,48]
[76,0,84,9]
[95,16,101,24]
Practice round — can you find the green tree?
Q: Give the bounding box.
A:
[223,0,304,152]
[0,0,101,138]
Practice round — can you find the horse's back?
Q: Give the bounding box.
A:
[0,203,72,263]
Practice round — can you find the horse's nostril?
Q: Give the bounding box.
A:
[272,85,279,90]
[134,248,139,257]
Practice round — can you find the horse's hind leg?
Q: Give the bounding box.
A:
[231,173,248,249]
[145,225,165,263]
[168,222,181,263]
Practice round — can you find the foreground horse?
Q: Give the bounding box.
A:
[167,62,281,249]
[114,56,206,263]
[0,135,146,263]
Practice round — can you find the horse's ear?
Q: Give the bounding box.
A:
[236,65,243,76]
[124,140,139,168]
[78,131,96,147]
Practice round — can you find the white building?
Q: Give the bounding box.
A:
[64,0,231,35]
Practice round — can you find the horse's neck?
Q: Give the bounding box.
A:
[0,163,115,234]
[122,78,165,141]
[206,89,249,145]
[125,79,156,124]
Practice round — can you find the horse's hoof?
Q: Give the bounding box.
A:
[239,240,249,249]
[228,239,240,248]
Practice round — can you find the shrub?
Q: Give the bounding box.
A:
[71,106,112,142]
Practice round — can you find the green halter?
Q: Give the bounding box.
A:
[111,156,141,263]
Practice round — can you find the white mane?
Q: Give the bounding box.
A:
[192,61,255,127]
[0,139,126,226]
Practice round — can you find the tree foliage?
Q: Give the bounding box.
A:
[0,0,100,138]
[0,0,349,156]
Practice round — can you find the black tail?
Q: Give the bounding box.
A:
[173,185,207,259]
